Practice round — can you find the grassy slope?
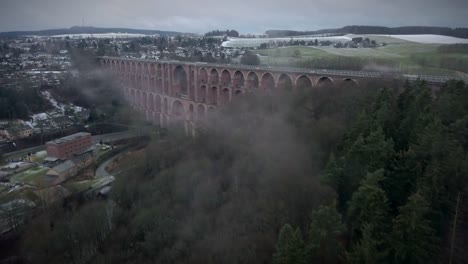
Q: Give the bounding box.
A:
[255,36,468,76]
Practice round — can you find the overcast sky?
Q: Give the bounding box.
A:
[1,0,467,34]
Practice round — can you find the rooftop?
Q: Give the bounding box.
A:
[46,132,91,146]
[50,160,76,174]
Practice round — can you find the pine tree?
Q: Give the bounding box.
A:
[348,169,391,240]
[273,224,306,264]
[392,192,439,264]
[306,204,345,263]
[347,224,389,264]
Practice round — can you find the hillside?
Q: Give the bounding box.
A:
[266,26,468,38]
[0,26,189,38]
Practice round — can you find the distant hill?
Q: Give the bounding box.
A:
[266,26,468,39]
[0,26,190,38]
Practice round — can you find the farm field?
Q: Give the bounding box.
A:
[255,39,468,76]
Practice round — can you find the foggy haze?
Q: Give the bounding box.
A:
[1,0,467,33]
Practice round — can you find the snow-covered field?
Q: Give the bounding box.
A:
[378,34,468,44]
[222,35,352,48]
[48,33,158,39]
[222,34,468,48]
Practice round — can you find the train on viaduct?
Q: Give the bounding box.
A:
[99,56,463,133]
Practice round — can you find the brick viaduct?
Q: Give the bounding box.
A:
[99,56,461,133]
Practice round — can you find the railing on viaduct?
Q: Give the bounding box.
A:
[99,56,467,133]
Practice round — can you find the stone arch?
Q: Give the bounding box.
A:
[172,100,185,120]
[261,72,275,90]
[317,76,334,88]
[234,89,243,96]
[155,95,162,112]
[150,64,156,76]
[198,85,207,103]
[199,68,208,83]
[210,69,219,85]
[343,78,359,88]
[278,74,293,91]
[173,65,188,95]
[296,75,313,90]
[221,88,230,105]
[197,104,205,120]
[209,86,218,105]
[233,71,245,88]
[247,72,259,89]
[221,70,232,87]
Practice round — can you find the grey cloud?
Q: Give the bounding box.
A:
[0,0,467,33]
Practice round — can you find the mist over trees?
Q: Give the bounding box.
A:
[4,76,468,263]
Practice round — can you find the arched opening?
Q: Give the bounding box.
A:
[278,74,293,91]
[247,72,259,89]
[210,69,219,85]
[189,104,195,121]
[173,65,188,96]
[221,70,232,87]
[131,90,135,105]
[317,77,334,88]
[197,105,205,120]
[148,94,154,111]
[150,64,156,76]
[157,64,162,78]
[296,75,313,91]
[198,85,207,102]
[221,88,230,105]
[136,91,141,106]
[233,71,245,88]
[137,63,142,74]
[199,68,208,83]
[190,70,195,100]
[234,89,242,96]
[163,98,168,113]
[209,86,218,105]
[142,92,148,109]
[172,100,185,121]
[155,95,162,112]
[261,73,275,90]
[343,78,359,88]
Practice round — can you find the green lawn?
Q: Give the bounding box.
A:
[10,166,49,186]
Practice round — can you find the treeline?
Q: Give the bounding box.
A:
[266,25,468,38]
[204,29,240,37]
[274,80,468,263]
[0,86,51,119]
